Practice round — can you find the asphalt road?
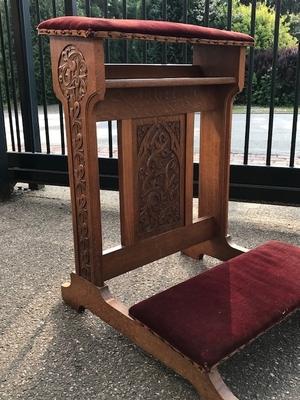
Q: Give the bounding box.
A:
[1,187,299,400]
[4,106,299,166]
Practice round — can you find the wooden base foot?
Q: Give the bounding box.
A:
[182,248,204,260]
[184,236,247,261]
[61,273,239,400]
[62,280,86,313]
[182,247,205,260]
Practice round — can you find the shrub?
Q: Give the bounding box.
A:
[236,47,298,106]
[229,0,297,49]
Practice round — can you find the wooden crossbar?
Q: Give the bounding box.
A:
[105,77,236,89]
[102,216,216,280]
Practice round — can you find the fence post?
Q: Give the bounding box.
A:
[64,0,77,16]
[0,90,11,201]
[10,0,42,190]
[10,0,41,153]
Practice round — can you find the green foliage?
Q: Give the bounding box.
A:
[286,12,300,38]
[236,47,298,106]
[29,1,63,108]
[228,0,297,49]
[265,0,300,14]
[240,0,300,14]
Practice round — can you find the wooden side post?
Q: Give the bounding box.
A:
[118,119,135,246]
[184,45,246,260]
[49,36,106,286]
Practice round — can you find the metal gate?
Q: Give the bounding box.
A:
[0,0,299,203]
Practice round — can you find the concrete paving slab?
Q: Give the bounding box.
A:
[0,187,299,400]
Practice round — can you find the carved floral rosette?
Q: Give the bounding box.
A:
[58,45,91,281]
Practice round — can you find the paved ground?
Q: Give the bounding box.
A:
[0,186,299,400]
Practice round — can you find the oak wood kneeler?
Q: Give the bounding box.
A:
[130,241,300,371]
[37,16,299,400]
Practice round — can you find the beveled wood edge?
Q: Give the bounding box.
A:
[61,272,239,400]
[38,28,254,47]
[105,76,236,89]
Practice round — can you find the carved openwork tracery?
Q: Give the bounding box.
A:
[58,45,91,280]
[135,118,185,238]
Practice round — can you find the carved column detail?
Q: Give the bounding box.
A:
[58,45,91,280]
[134,116,186,239]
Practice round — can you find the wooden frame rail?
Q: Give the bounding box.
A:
[105,77,236,89]
[102,216,216,280]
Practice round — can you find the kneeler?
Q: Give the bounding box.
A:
[38,17,300,400]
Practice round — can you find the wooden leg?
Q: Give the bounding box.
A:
[62,273,239,400]
[184,91,247,261]
[49,37,106,286]
[184,236,247,261]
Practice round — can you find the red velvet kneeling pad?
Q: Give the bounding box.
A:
[129,241,300,370]
[38,16,253,44]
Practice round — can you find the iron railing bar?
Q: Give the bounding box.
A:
[0,10,15,151]
[227,0,232,31]
[85,0,91,17]
[289,42,300,168]
[58,102,65,155]
[52,0,57,16]
[244,0,257,165]
[11,0,42,156]
[142,0,147,63]
[103,0,110,63]
[0,83,10,200]
[204,0,210,27]
[122,0,128,63]
[266,0,281,166]
[4,0,21,152]
[52,0,65,155]
[183,0,188,63]
[64,0,77,16]
[35,0,50,154]
[162,0,167,63]
[108,121,113,158]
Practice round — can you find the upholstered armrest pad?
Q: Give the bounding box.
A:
[38,16,254,45]
[129,241,300,370]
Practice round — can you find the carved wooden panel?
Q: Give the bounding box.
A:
[133,115,186,239]
[58,44,91,281]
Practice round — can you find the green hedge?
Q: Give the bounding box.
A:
[237,47,298,106]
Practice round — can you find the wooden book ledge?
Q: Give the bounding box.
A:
[37,16,299,400]
[130,241,300,371]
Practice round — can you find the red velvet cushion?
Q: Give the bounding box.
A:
[38,17,254,44]
[129,241,300,370]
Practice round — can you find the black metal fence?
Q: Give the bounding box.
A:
[0,0,299,203]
